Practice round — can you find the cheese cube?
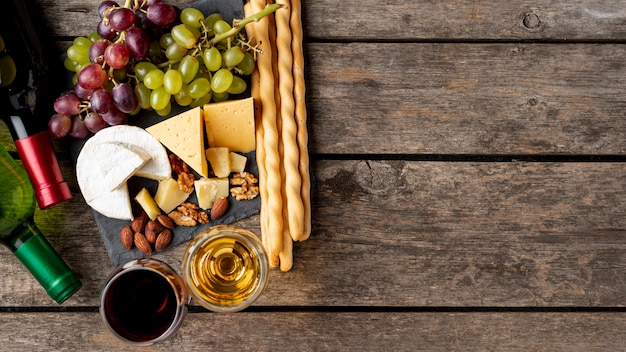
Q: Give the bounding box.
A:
[203,97,255,153]
[154,177,192,214]
[229,152,247,173]
[146,106,208,177]
[134,188,161,220]
[206,147,231,178]
[194,177,229,209]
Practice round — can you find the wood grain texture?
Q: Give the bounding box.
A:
[33,0,626,41]
[306,42,626,155]
[1,311,626,351]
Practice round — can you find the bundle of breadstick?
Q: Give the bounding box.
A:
[244,0,310,272]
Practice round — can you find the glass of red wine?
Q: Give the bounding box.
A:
[100,258,190,346]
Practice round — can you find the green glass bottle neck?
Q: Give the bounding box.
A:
[11,221,82,304]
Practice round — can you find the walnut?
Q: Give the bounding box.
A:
[167,210,197,227]
[177,202,209,224]
[169,154,189,175]
[230,172,260,200]
[177,171,195,193]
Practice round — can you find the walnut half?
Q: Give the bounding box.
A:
[230,172,260,201]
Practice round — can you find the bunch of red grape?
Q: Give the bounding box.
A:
[49,0,269,140]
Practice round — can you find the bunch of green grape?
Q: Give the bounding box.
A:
[50,0,272,140]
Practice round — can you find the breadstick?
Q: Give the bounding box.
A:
[289,0,311,241]
[251,0,282,267]
[275,0,305,243]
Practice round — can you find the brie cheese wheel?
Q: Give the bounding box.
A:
[81,141,151,193]
[146,106,208,177]
[87,183,133,220]
[87,125,171,180]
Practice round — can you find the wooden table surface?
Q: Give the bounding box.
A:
[2,0,626,350]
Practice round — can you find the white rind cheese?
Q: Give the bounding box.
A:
[146,106,208,177]
[88,125,171,180]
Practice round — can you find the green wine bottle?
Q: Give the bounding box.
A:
[0,144,81,303]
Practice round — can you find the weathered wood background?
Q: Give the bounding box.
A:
[1,0,625,350]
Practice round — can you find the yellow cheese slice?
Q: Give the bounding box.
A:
[146,106,208,177]
[203,97,255,153]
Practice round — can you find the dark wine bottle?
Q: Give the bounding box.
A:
[0,0,72,209]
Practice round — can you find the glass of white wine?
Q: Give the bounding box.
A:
[182,225,269,313]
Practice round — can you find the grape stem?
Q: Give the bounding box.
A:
[207,3,284,48]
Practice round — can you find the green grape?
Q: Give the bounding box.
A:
[190,94,211,108]
[130,104,142,116]
[144,69,165,90]
[202,47,222,72]
[187,77,211,99]
[174,85,193,106]
[155,101,172,116]
[203,13,223,33]
[179,55,200,84]
[181,8,205,28]
[88,30,101,42]
[165,42,188,61]
[150,86,171,110]
[236,52,256,75]
[227,76,247,95]
[135,62,159,80]
[210,68,233,94]
[149,41,162,58]
[171,24,197,49]
[73,36,92,47]
[64,57,79,72]
[213,20,232,34]
[159,33,176,49]
[223,46,245,68]
[163,69,183,94]
[211,91,229,103]
[135,82,152,110]
[67,44,90,65]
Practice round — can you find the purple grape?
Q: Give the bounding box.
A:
[108,8,136,31]
[74,84,94,100]
[83,111,108,133]
[147,2,176,26]
[48,114,72,139]
[101,105,128,125]
[98,0,118,18]
[141,0,162,9]
[125,27,150,60]
[78,63,108,90]
[90,88,113,114]
[53,93,82,116]
[89,39,110,64]
[68,116,90,140]
[97,20,117,41]
[111,83,138,113]
[104,42,129,69]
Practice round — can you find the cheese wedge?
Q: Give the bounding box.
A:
[194,177,229,209]
[205,147,230,178]
[146,106,208,177]
[87,125,171,180]
[92,142,151,192]
[203,97,255,153]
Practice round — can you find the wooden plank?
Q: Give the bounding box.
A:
[1,311,625,351]
[33,0,626,41]
[1,160,625,307]
[306,42,626,155]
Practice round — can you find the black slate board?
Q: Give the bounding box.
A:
[71,0,261,266]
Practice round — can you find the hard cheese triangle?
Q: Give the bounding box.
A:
[146,106,208,177]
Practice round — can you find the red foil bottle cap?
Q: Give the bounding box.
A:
[14,131,72,209]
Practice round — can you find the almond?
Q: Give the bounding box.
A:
[134,232,152,255]
[120,226,133,250]
[146,219,165,233]
[157,214,176,229]
[131,211,149,233]
[145,227,158,243]
[155,229,172,251]
[210,197,229,220]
